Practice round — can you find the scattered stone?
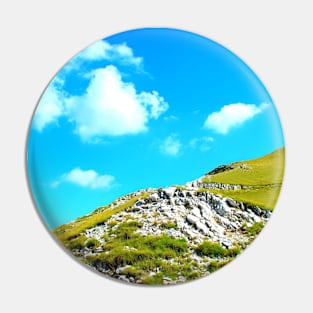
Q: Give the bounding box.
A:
[185,198,194,209]
[163,187,176,198]
[170,198,175,206]
[149,193,159,202]
[195,221,209,235]
[118,275,131,283]
[191,207,202,218]
[186,214,199,226]
[252,215,261,223]
[135,200,144,207]
[226,197,238,208]
[116,265,131,274]
[254,207,262,216]
[221,239,232,249]
[198,202,213,220]
[163,276,172,282]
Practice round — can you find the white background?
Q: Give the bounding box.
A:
[1,1,312,312]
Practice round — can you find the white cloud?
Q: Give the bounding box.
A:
[137,91,169,119]
[32,40,169,137]
[65,65,168,142]
[32,79,64,131]
[55,167,115,189]
[204,102,269,134]
[34,65,168,140]
[189,136,214,151]
[79,40,112,60]
[160,135,181,156]
[65,40,143,71]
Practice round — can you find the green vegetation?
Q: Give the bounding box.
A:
[195,241,241,258]
[84,222,197,284]
[120,266,145,278]
[54,193,148,242]
[109,221,143,240]
[175,185,187,190]
[78,220,222,284]
[108,220,118,227]
[141,273,165,285]
[207,259,232,273]
[85,238,100,249]
[57,216,243,284]
[205,148,284,186]
[203,148,285,210]
[68,235,87,250]
[160,221,177,229]
[208,185,281,210]
[244,222,264,237]
[195,241,226,257]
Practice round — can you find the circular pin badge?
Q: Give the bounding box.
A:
[27,28,284,285]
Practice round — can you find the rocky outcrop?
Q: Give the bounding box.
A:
[205,164,235,175]
[76,182,271,284]
[84,185,270,248]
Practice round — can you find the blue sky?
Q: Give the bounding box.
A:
[27,28,284,229]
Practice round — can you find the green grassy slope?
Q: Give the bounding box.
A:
[54,192,149,243]
[203,147,285,210]
[204,147,285,186]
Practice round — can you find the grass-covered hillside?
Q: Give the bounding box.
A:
[54,192,149,243]
[201,147,285,210]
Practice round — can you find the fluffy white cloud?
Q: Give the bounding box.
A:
[33,40,169,137]
[66,40,143,71]
[189,136,214,151]
[160,135,181,156]
[204,102,269,134]
[56,167,115,189]
[34,65,168,140]
[32,79,64,131]
[65,65,168,142]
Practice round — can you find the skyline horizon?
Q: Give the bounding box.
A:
[52,146,285,228]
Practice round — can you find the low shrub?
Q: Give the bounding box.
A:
[108,220,118,227]
[120,266,144,279]
[142,234,188,254]
[195,241,226,257]
[225,245,241,257]
[196,241,241,258]
[67,235,87,250]
[207,259,232,273]
[160,221,177,229]
[141,273,164,285]
[85,238,100,249]
[245,222,264,237]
